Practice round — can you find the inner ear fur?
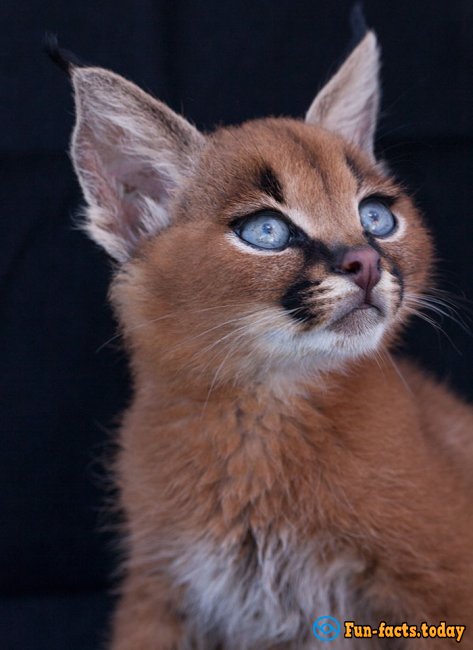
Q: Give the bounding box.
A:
[71,67,204,261]
[305,31,380,160]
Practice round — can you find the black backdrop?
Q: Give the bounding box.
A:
[2,1,473,648]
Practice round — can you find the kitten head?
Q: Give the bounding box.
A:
[66,31,433,386]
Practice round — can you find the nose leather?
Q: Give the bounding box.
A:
[339,247,381,297]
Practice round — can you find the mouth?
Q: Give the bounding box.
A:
[354,301,378,310]
[328,300,384,334]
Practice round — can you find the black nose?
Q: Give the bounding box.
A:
[337,247,382,295]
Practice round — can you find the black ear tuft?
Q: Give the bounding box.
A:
[349,3,369,49]
[43,33,89,75]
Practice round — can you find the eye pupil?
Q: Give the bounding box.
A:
[262,222,273,234]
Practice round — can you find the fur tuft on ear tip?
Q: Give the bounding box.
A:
[349,2,369,49]
[43,33,90,75]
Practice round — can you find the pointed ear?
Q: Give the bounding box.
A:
[70,67,204,261]
[305,31,380,160]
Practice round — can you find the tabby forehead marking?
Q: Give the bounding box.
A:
[256,164,285,204]
[345,153,365,190]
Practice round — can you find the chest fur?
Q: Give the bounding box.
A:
[170,529,367,649]
[161,395,379,646]
[126,391,382,646]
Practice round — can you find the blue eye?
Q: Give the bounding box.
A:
[237,212,291,250]
[359,200,396,237]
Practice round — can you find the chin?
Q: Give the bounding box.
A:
[303,321,387,362]
[307,300,391,362]
[328,303,384,334]
[259,315,388,372]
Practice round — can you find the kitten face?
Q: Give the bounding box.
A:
[64,31,433,384]
[117,119,432,383]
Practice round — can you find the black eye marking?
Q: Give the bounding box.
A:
[257,165,284,204]
[362,232,384,253]
[345,153,364,191]
[298,239,336,267]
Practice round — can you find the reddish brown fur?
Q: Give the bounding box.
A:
[106,119,473,649]
[66,32,473,650]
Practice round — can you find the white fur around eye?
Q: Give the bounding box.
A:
[282,208,314,238]
[382,211,406,241]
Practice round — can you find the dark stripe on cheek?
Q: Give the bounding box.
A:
[281,279,316,324]
[391,264,404,302]
[281,241,336,325]
[257,165,284,204]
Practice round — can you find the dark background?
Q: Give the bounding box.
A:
[1,1,472,648]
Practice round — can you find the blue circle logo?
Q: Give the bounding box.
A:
[312,616,341,642]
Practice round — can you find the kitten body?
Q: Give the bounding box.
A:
[56,25,473,649]
[113,354,473,649]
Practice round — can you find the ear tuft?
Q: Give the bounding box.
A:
[349,2,369,49]
[69,67,204,261]
[305,30,380,160]
[43,33,89,75]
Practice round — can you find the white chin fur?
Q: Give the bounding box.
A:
[261,320,386,364]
